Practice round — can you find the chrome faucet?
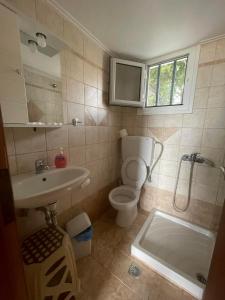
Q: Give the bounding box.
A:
[35,159,49,174]
[181,153,215,167]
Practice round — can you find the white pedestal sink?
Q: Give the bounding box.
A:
[12,166,90,209]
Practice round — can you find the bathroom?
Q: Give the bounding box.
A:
[0,0,225,299]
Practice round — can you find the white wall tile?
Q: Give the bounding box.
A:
[164,129,181,145]
[67,79,84,104]
[181,128,203,147]
[85,126,99,144]
[8,155,17,175]
[208,85,225,108]
[161,145,179,161]
[199,41,217,63]
[85,144,100,162]
[196,165,220,187]
[68,126,85,147]
[164,114,183,128]
[13,128,46,154]
[46,127,68,150]
[202,129,225,148]
[215,38,225,60]
[69,53,84,82]
[200,147,225,165]
[84,62,98,87]
[67,103,84,125]
[196,65,213,88]
[4,128,15,155]
[205,108,225,128]
[183,109,206,128]
[193,88,209,109]
[211,62,225,86]
[84,85,98,107]
[16,152,47,173]
[158,175,176,192]
[159,160,178,177]
[69,146,86,166]
[192,183,217,204]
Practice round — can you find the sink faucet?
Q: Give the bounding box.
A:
[35,159,49,174]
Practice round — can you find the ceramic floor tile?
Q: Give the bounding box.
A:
[110,250,159,300]
[92,237,117,269]
[76,255,138,300]
[92,220,113,240]
[125,211,147,239]
[182,290,197,300]
[76,210,197,300]
[156,278,184,300]
[99,208,117,224]
[93,221,125,248]
[117,234,134,256]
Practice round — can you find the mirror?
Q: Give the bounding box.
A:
[19,17,65,125]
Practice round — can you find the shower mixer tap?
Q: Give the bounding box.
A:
[181,152,215,167]
[173,152,215,213]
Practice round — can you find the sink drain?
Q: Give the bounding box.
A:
[196,273,207,285]
[128,264,141,278]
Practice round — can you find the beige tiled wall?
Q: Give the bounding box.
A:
[121,39,225,230]
[3,0,225,234]
[3,0,122,236]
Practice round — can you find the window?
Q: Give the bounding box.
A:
[147,56,188,107]
[138,46,200,115]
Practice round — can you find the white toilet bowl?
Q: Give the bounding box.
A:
[109,185,140,227]
[109,138,150,227]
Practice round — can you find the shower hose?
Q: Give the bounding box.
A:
[145,140,164,183]
[173,155,195,212]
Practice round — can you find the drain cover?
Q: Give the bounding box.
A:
[128,264,141,278]
[196,273,207,285]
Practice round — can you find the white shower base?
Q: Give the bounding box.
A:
[131,210,215,299]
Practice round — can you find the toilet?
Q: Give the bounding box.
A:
[109,136,154,227]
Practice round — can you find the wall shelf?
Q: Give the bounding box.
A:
[4,122,63,128]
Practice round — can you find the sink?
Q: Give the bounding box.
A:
[12,167,90,209]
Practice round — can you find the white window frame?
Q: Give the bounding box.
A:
[138,45,200,115]
[110,58,146,107]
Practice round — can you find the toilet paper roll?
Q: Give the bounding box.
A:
[120,129,128,138]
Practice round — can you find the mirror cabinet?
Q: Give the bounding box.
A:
[0,4,65,127]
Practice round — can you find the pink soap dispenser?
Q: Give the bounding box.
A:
[55,147,67,168]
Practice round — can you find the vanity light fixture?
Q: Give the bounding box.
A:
[36,32,47,48]
[28,39,38,53]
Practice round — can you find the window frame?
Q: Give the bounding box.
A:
[138,45,200,115]
[146,55,188,108]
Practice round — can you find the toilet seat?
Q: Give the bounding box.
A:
[121,156,147,189]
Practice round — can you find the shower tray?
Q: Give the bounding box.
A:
[131,210,216,299]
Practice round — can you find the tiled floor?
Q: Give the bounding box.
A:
[76,209,197,300]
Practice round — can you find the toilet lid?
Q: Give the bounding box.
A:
[121,156,147,189]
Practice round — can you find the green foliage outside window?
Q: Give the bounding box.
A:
[147,56,188,107]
